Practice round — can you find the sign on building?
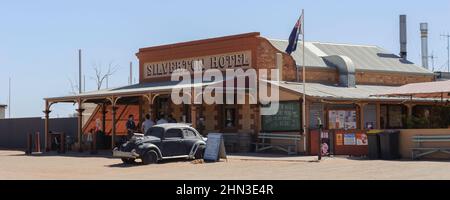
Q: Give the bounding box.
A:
[143,51,252,78]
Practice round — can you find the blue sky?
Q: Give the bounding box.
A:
[1,0,449,118]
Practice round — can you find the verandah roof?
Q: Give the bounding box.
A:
[266,80,445,103]
[46,78,448,104]
[371,80,450,99]
[44,78,231,103]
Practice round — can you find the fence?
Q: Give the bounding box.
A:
[399,129,450,159]
[0,117,77,150]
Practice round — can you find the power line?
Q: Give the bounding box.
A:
[435,60,449,72]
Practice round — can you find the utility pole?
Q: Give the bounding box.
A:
[83,74,86,92]
[129,62,133,85]
[441,33,450,73]
[317,117,323,161]
[8,77,11,118]
[429,52,437,72]
[78,49,82,94]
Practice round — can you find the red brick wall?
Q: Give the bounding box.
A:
[137,32,434,86]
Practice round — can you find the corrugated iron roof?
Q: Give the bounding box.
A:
[268,39,433,75]
[47,78,442,102]
[269,39,328,68]
[45,78,231,102]
[372,80,450,98]
[267,80,438,102]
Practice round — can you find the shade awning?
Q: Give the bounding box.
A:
[265,80,444,102]
[45,78,233,103]
[371,80,450,98]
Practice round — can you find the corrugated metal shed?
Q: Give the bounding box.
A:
[268,39,433,75]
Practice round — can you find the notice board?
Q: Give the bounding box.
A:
[204,133,227,162]
[334,130,369,156]
[328,110,357,130]
[261,101,301,131]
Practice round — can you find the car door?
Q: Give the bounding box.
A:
[162,128,186,157]
[182,128,200,155]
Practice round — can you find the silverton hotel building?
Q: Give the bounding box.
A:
[45,32,438,156]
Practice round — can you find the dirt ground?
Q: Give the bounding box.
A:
[1,150,450,180]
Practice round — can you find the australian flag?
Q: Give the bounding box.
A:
[285,12,304,55]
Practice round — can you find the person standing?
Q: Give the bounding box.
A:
[86,128,94,153]
[157,114,168,125]
[126,114,136,139]
[141,114,155,135]
[167,114,177,123]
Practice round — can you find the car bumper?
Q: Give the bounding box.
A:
[112,148,139,159]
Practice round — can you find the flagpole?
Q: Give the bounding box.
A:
[301,9,307,153]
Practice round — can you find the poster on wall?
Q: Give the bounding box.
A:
[320,130,330,156]
[328,110,357,129]
[336,133,343,146]
[343,133,356,145]
[328,110,337,129]
[337,111,345,129]
[356,133,368,145]
[344,111,357,129]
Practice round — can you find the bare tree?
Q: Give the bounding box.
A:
[67,77,79,95]
[91,61,118,90]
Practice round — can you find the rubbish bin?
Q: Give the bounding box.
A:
[50,132,62,151]
[379,130,400,160]
[367,130,383,159]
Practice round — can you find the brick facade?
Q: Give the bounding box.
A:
[133,32,436,154]
[203,104,219,133]
[137,32,433,86]
[356,71,434,86]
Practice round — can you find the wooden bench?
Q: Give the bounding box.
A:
[255,133,302,155]
[411,135,450,160]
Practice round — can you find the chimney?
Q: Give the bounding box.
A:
[399,15,407,59]
[420,23,429,69]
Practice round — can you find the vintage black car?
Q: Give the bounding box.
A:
[113,123,206,164]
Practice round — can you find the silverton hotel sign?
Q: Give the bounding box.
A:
[144,51,252,78]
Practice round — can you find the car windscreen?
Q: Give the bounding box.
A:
[145,127,164,138]
[182,128,199,139]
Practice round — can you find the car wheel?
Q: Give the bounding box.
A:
[121,158,136,164]
[141,150,158,165]
[194,145,205,159]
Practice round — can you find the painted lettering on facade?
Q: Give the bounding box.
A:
[144,51,251,78]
